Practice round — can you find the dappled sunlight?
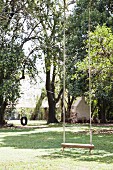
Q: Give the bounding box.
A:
[46,148,113,164]
[0,130,63,149]
[0,123,113,170]
[0,147,102,170]
[78,150,113,164]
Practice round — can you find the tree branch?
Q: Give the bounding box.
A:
[67,0,76,6]
[55,88,63,103]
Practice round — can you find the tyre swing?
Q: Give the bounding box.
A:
[20,116,28,126]
[61,0,94,153]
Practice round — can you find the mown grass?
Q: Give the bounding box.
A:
[0,121,113,170]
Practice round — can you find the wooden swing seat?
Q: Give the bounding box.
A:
[61,143,94,151]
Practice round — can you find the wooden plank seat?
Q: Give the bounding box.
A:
[61,143,94,151]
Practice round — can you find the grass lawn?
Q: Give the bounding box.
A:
[0,120,113,170]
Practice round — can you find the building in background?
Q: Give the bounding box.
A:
[70,96,90,123]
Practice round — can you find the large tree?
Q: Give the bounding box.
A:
[0,0,66,125]
[77,24,113,122]
[0,0,25,125]
[88,25,113,123]
[65,0,113,122]
[0,0,38,125]
[25,0,65,123]
[39,1,64,123]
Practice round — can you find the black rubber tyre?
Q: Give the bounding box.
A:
[20,116,27,126]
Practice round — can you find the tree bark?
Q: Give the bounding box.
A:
[67,94,74,119]
[98,98,106,123]
[0,98,7,126]
[46,68,58,124]
[0,71,7,126]
[31,89,46,120]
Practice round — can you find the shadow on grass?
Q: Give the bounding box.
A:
[1,130,63,149]
[1,128,113,163]
[41,149,113,164]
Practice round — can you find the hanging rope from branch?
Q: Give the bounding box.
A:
[88,0,92,145]
[61,0,94,152]
[63,0,66,143]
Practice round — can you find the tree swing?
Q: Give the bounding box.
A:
[61,0,94,153]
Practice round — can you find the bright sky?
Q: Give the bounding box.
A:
[16,74,45,108]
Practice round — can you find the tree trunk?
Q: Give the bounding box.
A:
[47,91,58,124]
[0,98,7,126]
[31,89,46,120]
[0,110,5,126]
[46,69,58,124]
[67,94,74,120]
[98,98,106,123]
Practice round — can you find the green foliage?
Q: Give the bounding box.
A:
[0,0,39,124]
[0,45,24,102]
[0,0,65,124]
[65,0,113,121]
[66,0,113,98]
[89,25,113,98]
[77,24,113,120]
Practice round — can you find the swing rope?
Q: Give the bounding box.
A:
[63,0,66,143]
[88,0,92,145]
[62,0,94,151]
